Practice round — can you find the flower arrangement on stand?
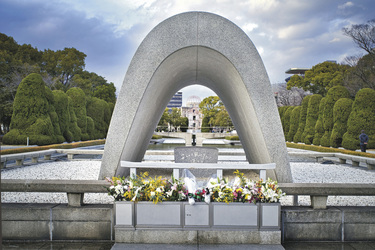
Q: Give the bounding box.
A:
[105,170,285,204]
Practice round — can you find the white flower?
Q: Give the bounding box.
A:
[166,190,173,197]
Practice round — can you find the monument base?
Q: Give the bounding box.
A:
[114,228,281,245]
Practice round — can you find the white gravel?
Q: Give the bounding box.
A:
[2,161,375,206]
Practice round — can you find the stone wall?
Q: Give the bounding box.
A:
[3,204,375,242]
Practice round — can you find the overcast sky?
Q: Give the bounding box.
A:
[1,0,374,105]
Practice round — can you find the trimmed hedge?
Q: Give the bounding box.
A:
[225,135,240,140]
[67,96,81,141]
[342,88,375,150]
[67,87,89,140]
[330,98,353,148]
[313,97,326,145]
[0,139,105,155]
[320,86,350,147]
[283,106,294,140]
[302,94,322,145]
[287,106,301,142]
[53,90,73,142]
[86,97,109,139]
[2,73,58,146]
[294,95,311,143]
[286,142,375,158]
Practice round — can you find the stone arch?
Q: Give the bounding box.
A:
[99,11,292,182]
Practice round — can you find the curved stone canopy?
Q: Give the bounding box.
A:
[99,11,292,182]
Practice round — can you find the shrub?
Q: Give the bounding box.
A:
[278,106,290,135]
[53,90,72,142]
[286,142,375,158]
[283,106,294,140]
[294,95,311,143]
[320,86,350,147]
[287,106,301,142]
[67,87,88,140]
[86,116,95,140]
[330,98,353,148]
[1,139,105,155]
[342,88,375,150]
[313,97,326,145]
[225,135,240,140]
[302,94,322,145]
[2,73,58,146]
[86,97,109,139]
[67,97,81,141]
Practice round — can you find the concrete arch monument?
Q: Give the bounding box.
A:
[99,11,292,182]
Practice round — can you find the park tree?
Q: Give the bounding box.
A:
[180,116,189,132]
[301,94,322,145]
[330,98,353,148]
[93,82,116,104]
[287,106,301,142]
[320,86,350,147]
[287,61,349,96]
[169,108,184,131]
[41,47,86,91]
[199,96,223,129]
[343,54,375,91]
[0,34,42,132]
[157,108,170,131]
[2,73,57,145]
[273,83,309,106]
[343,19,375,61]
[293,95,311,143]
[342,19,375,92]
[342,88,375,150]
[201,116,210,133]
[214,105,233,129]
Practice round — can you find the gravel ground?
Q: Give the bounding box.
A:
[2,161,375,206]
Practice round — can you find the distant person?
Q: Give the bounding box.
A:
[359,130,369,152]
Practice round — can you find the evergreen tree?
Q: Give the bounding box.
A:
[294,95,311,142]
[86,97,109,139]
[283,106,294,140]
[287,106,301,142]
[330,98,353,148]
[320,86,350,147]
[66,87,89,140]
[45,86,65,143]
[3,73,57,145]
[313,97,327,145]
[342,88,375,150]
[53,90,73,142]
[302,94,322,144]
[67,96,81,141]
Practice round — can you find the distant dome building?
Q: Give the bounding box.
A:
[181,95,202,132]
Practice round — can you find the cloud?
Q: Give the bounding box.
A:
[2,0,375,101]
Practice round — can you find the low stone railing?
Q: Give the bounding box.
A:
[1,179,109,207]
[289,151,375,170]
[1,149,56,168]
[279,183,375,209]
[2,179,375,209]
[55,149,104,160]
